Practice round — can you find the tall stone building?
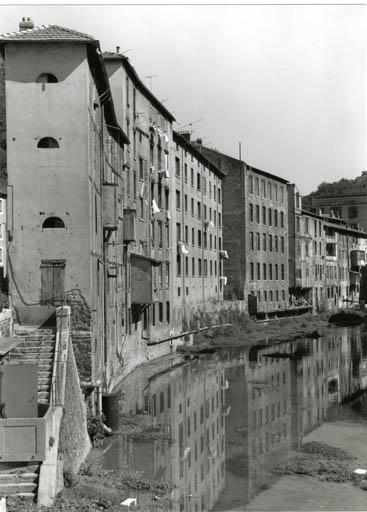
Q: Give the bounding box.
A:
[192,141,289,314]
[172,131,224,330]
[103,50,181,385]
[0,21,129,386]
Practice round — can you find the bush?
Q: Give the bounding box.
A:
[87,411,106,447]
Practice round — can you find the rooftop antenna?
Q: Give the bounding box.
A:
[179,118,204,135]
[145,75,158,91]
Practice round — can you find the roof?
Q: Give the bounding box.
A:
[103,52,175,123]
[0,25,96,43]
[193,144,289,184]
[0,24,129,146]
[248,165,289,185]
[173,131,225,179]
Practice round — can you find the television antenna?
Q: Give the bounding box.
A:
[145,75,158,91]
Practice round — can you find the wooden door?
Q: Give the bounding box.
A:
[40,260,65,305]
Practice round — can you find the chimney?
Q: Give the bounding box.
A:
[196,138,203,146]
[180,130,191,142]
[19,17,34,31]
[116,46,120,54]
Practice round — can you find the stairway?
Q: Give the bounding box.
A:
[0,462,40,502]
[11,326,56,405]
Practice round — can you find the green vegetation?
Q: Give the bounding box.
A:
[7,462,171,512]
[272,442,357,483]
[179,311,330,354]
[303,174,367,208]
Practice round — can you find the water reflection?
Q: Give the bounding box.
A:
[104,327,367,511]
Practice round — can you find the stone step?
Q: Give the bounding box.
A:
[11,358,53,367]
[0,464,40,475]
[38,391,49,401]
[0,473,38,484]
[0,482,37,493]
[14,344,54,351]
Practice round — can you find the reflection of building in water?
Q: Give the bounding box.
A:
[119,356,226,512]
[215,346,293,510]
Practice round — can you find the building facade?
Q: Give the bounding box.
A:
[104,50,183,385]
[309,171,367,232]
[0,22,129,387]
[288,184,367,311]
[192,141,289,315]
[172,131,225,331]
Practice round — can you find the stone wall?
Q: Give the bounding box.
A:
[0,309,12,336]
[65,289,92,382]
[58,337,91,476]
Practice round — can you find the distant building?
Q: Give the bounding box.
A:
[192,141,289,315]
[288,183,367,311]
[308,171,367,232]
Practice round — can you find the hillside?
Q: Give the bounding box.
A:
[303,172,367,208]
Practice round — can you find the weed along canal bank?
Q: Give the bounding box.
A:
[79,324,367,512]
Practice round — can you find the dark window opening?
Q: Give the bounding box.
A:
[42,216,65,229]
[36,73,58,83]
[37,137,59,148]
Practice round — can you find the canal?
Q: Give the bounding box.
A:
[100,326,367,511]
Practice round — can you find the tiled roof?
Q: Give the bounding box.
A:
[0,25,96,43]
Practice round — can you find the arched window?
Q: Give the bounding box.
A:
[42,217,65,229]
[36,73,58,83]
[37,137,59,149]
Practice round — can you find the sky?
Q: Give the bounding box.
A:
[0,4,365,194]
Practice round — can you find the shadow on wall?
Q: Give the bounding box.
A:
[58,337,91,482]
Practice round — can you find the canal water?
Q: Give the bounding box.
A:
[101,326,367,511]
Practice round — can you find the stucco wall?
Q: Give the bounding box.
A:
[5,43,92,320]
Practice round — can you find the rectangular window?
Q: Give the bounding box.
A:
[185,256,189,277]
[175,157,180,177]
[192,228,195,245]
[184,194,188,212]
[166,301,170,323]
[198,230,202,248]
[159,302,163,322]
[249,204,254,222]
[268,208,272,226]
[197,173,201,190]
[249,175,253,194]
[197,202,201,219]
[256,205,260,223]
[176,222,181,241]
[192,257,195,276]
[191,198,194,217]
[165,263,170,287]
[191,168,194,187]
[184,163,188,182]
[177,254,181,276]
[176,190,181,209]
[281,211,284,228]
[198,258,202,276]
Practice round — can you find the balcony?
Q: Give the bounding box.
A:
[349,271,361,286]
[351,250,366,269]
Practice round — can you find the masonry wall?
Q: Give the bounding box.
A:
[172,139,224,331]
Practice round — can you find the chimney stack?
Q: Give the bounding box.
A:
[19,17,34,31]
[116,46,120,54]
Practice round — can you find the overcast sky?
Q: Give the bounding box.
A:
[0,4,365,194]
